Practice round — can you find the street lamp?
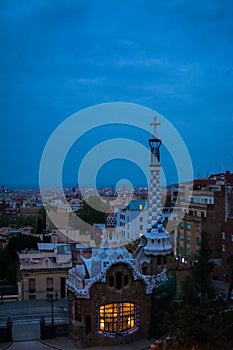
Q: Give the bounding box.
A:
[46,292,58,326]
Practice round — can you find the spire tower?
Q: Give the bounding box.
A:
[134,114,172,276]
[147,115,162,230]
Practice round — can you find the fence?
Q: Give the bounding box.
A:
[0,285,18,302]
[40,316,70,340]
[0,317,12,343]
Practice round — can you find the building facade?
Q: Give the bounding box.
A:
[177,172,233,273]
[18,243,72,300]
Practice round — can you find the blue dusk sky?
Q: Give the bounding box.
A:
[0,0,232,189]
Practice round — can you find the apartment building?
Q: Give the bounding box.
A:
[177,172,233,262]
[18,243,72,300]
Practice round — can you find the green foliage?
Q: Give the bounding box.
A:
[0,214,36,228]
[191,231,214,297]
[168,301,232,350]
[36,207,46,234]
[0,234,41,284]
[6,234,41,257]
[165,231,232,349]
[78,196,109,225]
[0,207,46,234]
[227,254,233,271]
[226,254,233,281]
[226,254,233,299]
[0,249,17,284]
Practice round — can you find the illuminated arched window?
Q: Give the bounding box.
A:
[74,301,82,322]
[98,302,139,336]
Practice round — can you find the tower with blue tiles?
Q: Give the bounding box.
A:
[134,116,172,277]
[66,115,172,348]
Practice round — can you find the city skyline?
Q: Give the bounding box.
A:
[1,0,232,189]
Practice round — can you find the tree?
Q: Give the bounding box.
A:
[226,254,233,299]
[0,214,36,229]
[165,231,232,349]
[191,231,215,298]
[0,234,41,285]
[167,300,232,350]
[35,207,46,234]
[6,234,40,256]
[78,196,109,225]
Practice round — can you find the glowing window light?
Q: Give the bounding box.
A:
[98,302,136,334]
[74,301,82,322]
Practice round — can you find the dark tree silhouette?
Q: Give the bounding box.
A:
[165,231,232,349]
[78,196,109,225]
[227,254,233,299]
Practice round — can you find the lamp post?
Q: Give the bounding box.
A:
[46,292,58,326]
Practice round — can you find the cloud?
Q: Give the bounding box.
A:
[115,58,167,68]
[69,77,106,85]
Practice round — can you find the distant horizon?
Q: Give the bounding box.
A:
[3,171,230,192]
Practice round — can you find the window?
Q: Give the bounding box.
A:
[187,236,191,244]
[187,248,191,254]
[179,222,184,228]
[29,279,35,293]
[139,217,143,222]
[139,204,143,210]
[196,238,201,246]
[29,294,36,299]
[231,235,233,242]
[196,225,200,232]
[98,302,137,334]
[57,245,71,254]
[75,301,82,322]
[139,225,143,231]
[222,245,225,252]
[116,272,122,290]
[142,263,147,275]
[187,224,191,231]
[221,232,225,240]
[180,234,184,241]
[109,275,114,287]
[157,255,161,265]
[46,278,53,292]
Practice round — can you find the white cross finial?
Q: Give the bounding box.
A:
[150,115,160,136]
